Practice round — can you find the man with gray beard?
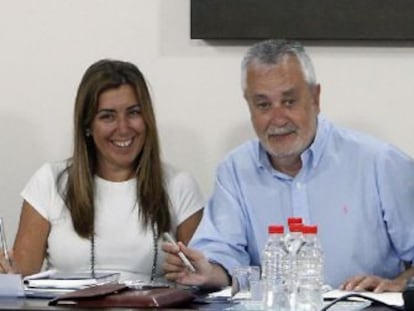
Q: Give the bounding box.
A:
[163,39,414,292]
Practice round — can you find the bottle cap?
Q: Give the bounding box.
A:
[289,223,303,232]
[302,225,318,234]
[268,225,284,234]
[287,217,303,225]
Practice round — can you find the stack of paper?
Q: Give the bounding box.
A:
[323,289,404,307]
[24,270,120,290]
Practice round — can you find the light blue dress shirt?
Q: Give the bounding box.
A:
[190,116,414,288]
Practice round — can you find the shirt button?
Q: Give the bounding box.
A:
[296,182,301,189]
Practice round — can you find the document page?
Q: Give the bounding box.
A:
[324,289,404,307]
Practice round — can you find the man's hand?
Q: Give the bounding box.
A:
[340,275,407,293]
[162,241,229,288]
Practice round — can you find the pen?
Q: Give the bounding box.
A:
[162,232,196,273]
[23,269,57,281]
[0,217,11,266]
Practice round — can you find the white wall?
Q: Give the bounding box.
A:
[1,0,414,245]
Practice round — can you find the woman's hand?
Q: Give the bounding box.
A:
[0,250,15,274]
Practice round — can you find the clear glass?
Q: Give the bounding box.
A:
[231,266,260,299]
[0,217,10,263]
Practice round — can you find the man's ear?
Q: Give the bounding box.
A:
[312,84,321,112]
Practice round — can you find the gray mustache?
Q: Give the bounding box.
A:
[266,125,297,135]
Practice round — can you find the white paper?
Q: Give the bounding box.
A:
[323,289,404,307]
[23,269,56,280]
[0,274,25,297]
[207,286,251,300]
[208,287,404,307]
[208,286,232,298]
[23,270,120,289]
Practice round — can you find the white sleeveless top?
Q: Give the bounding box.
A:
[21,161,204,281]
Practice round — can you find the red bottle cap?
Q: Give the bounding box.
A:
[302,225,318,234]
[287,217,303,225]
[289,223,304,232]
[268,225,284,234]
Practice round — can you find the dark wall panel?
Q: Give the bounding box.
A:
[191,0,414,41]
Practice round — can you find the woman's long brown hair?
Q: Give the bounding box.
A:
[58,59,170,239]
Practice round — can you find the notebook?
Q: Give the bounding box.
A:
[24,270,120,289]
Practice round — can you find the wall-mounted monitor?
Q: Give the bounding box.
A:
[191,0,414,41]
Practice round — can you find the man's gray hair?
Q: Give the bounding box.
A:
[241,39,317,90]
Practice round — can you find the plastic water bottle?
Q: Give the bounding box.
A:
[261,225,283,282]
[285,217,303,254]
[285,218,304,269]
[285,220,304,309]
[295,225,324,311]
[261,225,290,310]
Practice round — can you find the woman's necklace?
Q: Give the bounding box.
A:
[90,223,159,281]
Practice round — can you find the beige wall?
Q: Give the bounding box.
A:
[1,0,414,244]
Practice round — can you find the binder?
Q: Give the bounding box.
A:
[49,283,195,308]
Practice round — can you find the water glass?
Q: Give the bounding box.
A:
[231,266,260,299]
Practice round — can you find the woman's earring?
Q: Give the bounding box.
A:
[85,129,91,137]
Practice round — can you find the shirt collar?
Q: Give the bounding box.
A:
[306,114,330,170]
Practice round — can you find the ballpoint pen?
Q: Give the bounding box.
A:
[162,232,196,273]
[0,217,11,266]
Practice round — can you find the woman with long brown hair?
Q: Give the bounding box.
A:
[0,59,203,281]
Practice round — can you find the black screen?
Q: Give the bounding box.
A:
[191,0,414,41]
